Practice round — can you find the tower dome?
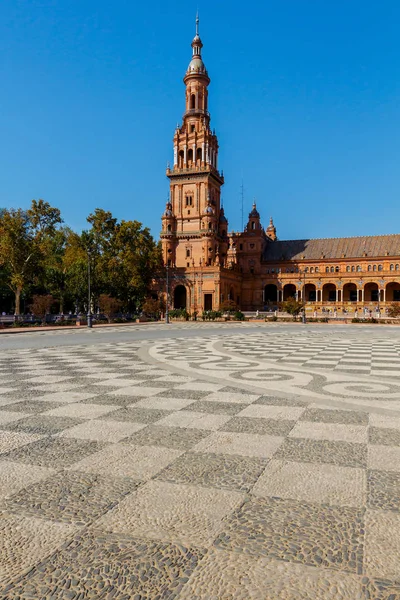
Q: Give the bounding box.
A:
[249,202,260,219]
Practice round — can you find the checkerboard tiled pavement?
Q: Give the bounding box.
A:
[223,332,400,377]
[0,337,400,598]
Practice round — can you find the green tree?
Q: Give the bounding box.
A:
[0,208,38,314]
[281,297,304,320]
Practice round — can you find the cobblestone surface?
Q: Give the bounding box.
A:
[157,451,267,491]
[214,496,365,573]
[1,326,400,597]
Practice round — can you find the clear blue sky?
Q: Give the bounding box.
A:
[1,1,399,241]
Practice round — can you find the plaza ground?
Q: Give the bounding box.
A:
[0,322,400,598]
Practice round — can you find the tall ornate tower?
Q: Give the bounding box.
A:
[161,16,225,269]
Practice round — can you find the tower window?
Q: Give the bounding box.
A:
[239,244,243,250]
[190,94,195,109]
[191,125,195,133]
[251,221,255,230]
[186,249,190,258]
[167,224,171,232]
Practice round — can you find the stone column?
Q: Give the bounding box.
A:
[184,145,187,167]
[173,145,178,167]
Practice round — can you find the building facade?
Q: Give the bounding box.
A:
[160,20,400,314]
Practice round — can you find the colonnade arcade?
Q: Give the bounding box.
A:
[263,281,400,306]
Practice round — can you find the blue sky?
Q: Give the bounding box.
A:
[1,1,399,241]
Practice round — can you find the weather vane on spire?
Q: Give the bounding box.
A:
[196,11,199,36]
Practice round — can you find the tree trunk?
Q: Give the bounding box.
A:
[14,288,21,315]
[59,297,64,314]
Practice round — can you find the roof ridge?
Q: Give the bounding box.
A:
[277,233,400,243]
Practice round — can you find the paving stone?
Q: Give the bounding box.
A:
[0,514,76,588]
[179,550,363,600]
[222,415,296,436]
[275,437,368,468]
[0,400,63,413]
[289,421,368,443]
[57,418,146,442]
[156,451,267,492]
[0,430,44,454]
[368,445,400,472]
[184,399,242,415]
[1,437,107,468]
[238,403,306,421]
[369,426,400,447]
[99,480,244,546]
[2,529,205,598]
[123,424,211,450]
[254,395,309,407]
[365,509,400,580]
[5,470,138,525]
[0,460,55,501]
[192,431,283,459]
[367,469,400,512]
[363,578,400,599]
[99,406,172,423]
[253,459,366,507]
[70,442,183,480]
[300,407,369,425]
[214,496,365,573]
[1,414,85,435]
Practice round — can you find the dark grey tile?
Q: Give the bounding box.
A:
[369,427,400,447]
[300,408,369,425]
[0,437,107,468]
[363,578,400,599]
[222,416,295,436]
[275,437,367,468]
[254,396,309,407]
[185,400,242,416]
[4,470,138,525]
[156,451,267,492]
[1,530,205,599]
[124,425,210,450]
[0,400,64,413]
[1,415,84,435]
[100,406,172,424]
[214,496,364,573]
[368,470,400,512]
[153,388,210,400]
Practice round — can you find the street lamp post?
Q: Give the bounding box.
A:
[87,251,92,328]
[165,264,169,324]
[301,268,306,324]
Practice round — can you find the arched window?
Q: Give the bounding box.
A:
[310,267,314,273]
[167,224,171,232]
[346,266,350,272]
[396,264,399,271]
[190,94,196,109]
[178,150,184,168]
[330,266,334,273]
[373,265,377,271]
[368,265,372,271]
[208,222,212,230]
[357,265,361,272]
[315,267,319,273]
[351,266,355,272]
[391,264,394,271]
[188,149,193,165]
[335,266,339,272]
[251,221,255,230]
[196,147,202,163]
[325,267,329,273]
[378,264,383,271]
[305,267,309,273]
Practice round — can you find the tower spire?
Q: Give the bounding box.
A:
[195,11,199,36]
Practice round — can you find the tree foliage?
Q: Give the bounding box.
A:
[281,297,304,319]
[0,202,162,315]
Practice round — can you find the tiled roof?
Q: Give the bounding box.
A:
[263,234,400,262]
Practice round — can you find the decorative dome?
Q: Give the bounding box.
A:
[186,56,207,75]
[203,204,214,215]
[249,202,260,218]
[219,207,228,223]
